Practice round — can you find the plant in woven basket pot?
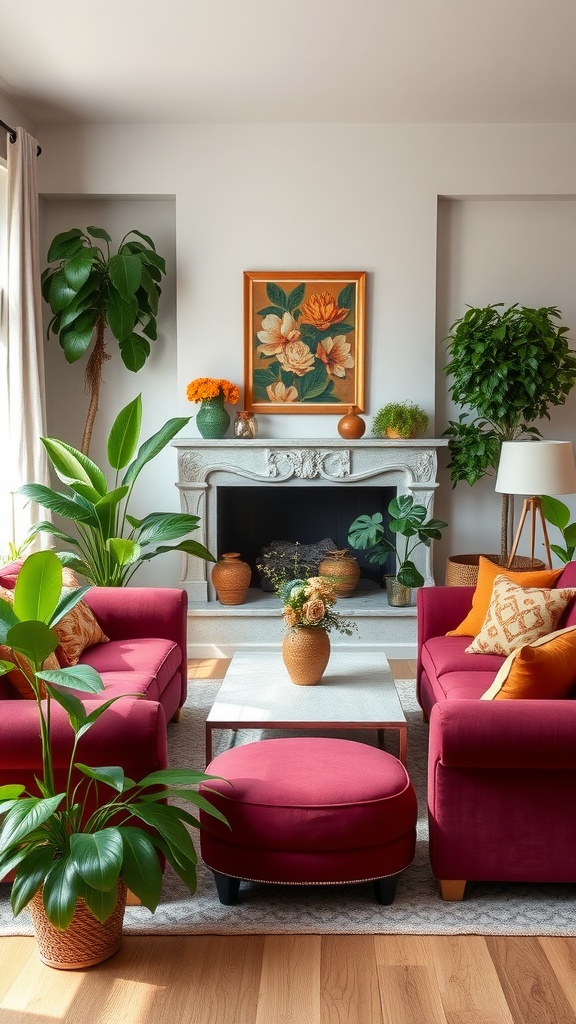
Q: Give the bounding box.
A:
[347,495,448,606]
[278,575,356,685]
[443,303,576,566]
[20,393,215,586]
[0,550,228,968]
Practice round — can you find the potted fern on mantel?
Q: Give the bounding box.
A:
[0,550,227,969]
[443,303,576,580]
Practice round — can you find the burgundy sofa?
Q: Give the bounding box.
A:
[417,561,576,901]
[0,563,189,802]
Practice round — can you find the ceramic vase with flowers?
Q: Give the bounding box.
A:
[278,576,356,685]
[186,378,240,439]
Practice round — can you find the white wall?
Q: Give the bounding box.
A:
[34,122,576,583]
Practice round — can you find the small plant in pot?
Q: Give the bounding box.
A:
[348,495,447,606]
[0,550,227,968]
[372,402,429,439]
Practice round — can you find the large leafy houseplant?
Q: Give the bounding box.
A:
[20,394,214,586]
[42,226,166,455]
[0,550,227,931]
[347,495,447,589]
[444,303,576,561]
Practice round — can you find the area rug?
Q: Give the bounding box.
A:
[1,680,575,936]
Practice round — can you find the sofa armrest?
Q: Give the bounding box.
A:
[417,585,475,645]
[429,698,576,770]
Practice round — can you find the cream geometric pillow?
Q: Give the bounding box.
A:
[465,575,576,656]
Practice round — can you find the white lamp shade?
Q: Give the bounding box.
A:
[495,440,576,496]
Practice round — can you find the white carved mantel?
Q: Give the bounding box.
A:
[172,437,448,603]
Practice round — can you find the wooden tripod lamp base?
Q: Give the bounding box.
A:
[507,496,553,569]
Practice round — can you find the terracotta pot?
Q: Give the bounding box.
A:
[282,627,330,685]
[318,549,361,597]
[337,407,366,439]
[385,427,414,439]
[28,880,126,970]
[212,552,252,604]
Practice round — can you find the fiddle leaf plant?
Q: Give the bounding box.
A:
[20,393,215,586]
[42,226,167,455]
[541,495,576,564]
[0,550,228,928]
[347,495,447,589]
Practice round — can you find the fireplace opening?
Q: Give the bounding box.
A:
[216,485,396,587]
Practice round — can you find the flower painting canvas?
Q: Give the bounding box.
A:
[244,271,366,414]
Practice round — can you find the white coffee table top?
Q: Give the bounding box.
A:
[206,648,405,729]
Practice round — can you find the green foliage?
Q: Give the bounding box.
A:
[42,227,165,371]
[444,304,576,486]
[347,495,447,589]
[372,402,429,439]
[0,551,227,929]
[541,495,576,564]
[20,394,215,586]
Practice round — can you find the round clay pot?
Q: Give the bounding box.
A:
[212,552,252,605]
[282,626,330,685]
[318,549,361,597]
[337,407,366,439]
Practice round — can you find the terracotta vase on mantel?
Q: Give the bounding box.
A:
[212,552,252,605]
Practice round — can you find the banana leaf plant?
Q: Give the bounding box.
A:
[42,226,166,455]
[347,495,448,589]
[0,550,227,928]
[20,394,214,586]
[541,495,576,564]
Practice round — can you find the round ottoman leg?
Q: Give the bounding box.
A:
[213,871,241,905]
[373,872,401,905]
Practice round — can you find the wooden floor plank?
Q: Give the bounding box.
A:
[376,964,449,1024]
[256,935,321,1024]
[538,938,576,1017]
[321,935,382,1024]
[428,935,515,1024]
[487,936,576,1024]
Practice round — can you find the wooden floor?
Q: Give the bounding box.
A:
[2,659,575,1024]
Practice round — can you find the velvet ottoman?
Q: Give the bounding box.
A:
[199,735,417,905]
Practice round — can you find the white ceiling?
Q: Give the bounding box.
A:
[0,0,575,126]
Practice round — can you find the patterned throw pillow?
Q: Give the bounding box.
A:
[447,556,564,637]
[55,590,109,667]
[466,576,576,656]
[481,625,576,700]
[0,645,60,699]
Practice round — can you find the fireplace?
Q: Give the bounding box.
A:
[172,437,447,602]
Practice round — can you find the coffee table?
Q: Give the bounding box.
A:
[205,648,407,764]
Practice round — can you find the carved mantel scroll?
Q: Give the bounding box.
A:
[171,437,448,601]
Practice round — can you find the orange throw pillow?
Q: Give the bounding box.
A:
[55,592,109,667]
[447,556,564,637]
[0,645,59,699]
[481,625,576,700]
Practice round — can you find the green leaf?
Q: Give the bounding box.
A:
[122,417,191,487]
[0,597,19,642]
[337,283,354,309]
[49,586,92,629]
[63,254,95,292]
[41,438,107,496]
[120,334,150,371]
[397,562,424,588]
[75,765,125,794]
[70,829,123,891]
[138,767,220,788]
[79,881,119,924]
[107,290,138,341]
[46,228,85,263]
[256,305,286,318]
[43,855,83,929]
[298,365,331,401]
[87,225,112,242]
[347,513,385,551]
[59,310,99,362]
[41,682,87,723]
[39,663,104,695]
[109,253,142,302]
[15,551,62,613]
[0,795,64,850]
[107,394,143,470]
[138,539,216,563]
[120,828,163,911]
[19,484,97,524]
[541,495,571,530]
[286,283,305,311]
[0,785,26,800]
[136,512,200,545]
[7,621,60,665]
[107,538,140,566]
[48,270,79,313]
[266,282,288,308]
[130,229,156,251]
[128,803,196,860]
[11,846,57,916]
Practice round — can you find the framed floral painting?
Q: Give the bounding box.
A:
[243,271,366,414]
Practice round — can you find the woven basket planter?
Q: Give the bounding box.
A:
[445,553,546,587]
[28,880,127,970]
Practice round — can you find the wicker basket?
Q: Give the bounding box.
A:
[445,553,547,587]
[28,880,127,970]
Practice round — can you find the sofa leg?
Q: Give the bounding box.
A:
[213,871,241,905]
[439,879,466,901]
[171,707,184,723]
[373,872,401,905]
[421,710,429,723]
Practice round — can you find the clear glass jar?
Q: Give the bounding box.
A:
[234,411,258,438]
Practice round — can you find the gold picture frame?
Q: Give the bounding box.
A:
[243,271,366,414]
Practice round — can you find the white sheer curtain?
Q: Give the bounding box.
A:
[5,127,51,554]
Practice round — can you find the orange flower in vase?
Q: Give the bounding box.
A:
[186,377,240,438]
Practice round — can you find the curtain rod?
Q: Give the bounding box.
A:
[0,117,42,155]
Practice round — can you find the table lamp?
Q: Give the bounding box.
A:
[495,440,576,568]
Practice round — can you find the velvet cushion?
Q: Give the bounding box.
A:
[81,638,182,700]
[55,589,109,667]
[481,625,576,700]
[447,556,563,637]
[465,576,576,655]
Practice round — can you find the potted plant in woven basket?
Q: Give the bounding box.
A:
[0,550,227,969]
[443,302,576,581]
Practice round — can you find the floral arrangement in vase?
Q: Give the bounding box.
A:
[186,378,240,438]
[279,576,356,636]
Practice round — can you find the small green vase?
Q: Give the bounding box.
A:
[196,395,231,439]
